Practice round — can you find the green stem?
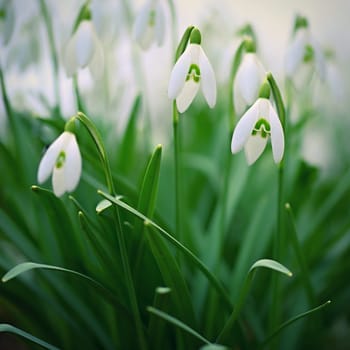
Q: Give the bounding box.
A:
[173,101,183,245]
[0,65,13,124]
[73,75,85,113]
[39,0,61,114]
[75,112,148,350]
[267,72,287,349]
[167,0,178,56]
[285,203,316,305]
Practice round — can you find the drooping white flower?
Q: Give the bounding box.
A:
[63,20,104,79]
[234,52,266,115]
[285,20,325,83]
[168,29,216,113]
[0,0,15,46]
[231,98,284,165]
[38,131,82,197]
[133,0,165,50]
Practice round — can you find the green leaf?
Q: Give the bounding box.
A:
[0,323,60,350]
[98,190,233,309]
[261,300,331,347]
[2,262,128,315]
[217,259,292,344]
[249,259,292,277]
[144,223,196,325]
[147,306,211,345]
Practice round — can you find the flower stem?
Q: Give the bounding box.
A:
[73,75,85,113]
[267,72,287,349]
[76,112,148,350]
[173,101,183,247]
[38,0,61,115]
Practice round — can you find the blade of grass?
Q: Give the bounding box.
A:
[98,190,233,309]
[285,203,315,305]
[147,306,211,346]
[260,300,331,348]
[217,259,292,344]
[0,323,60,350]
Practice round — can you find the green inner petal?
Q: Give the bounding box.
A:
[303,44,314,63]
[186,64,201,83]
[55,151,66,169]
[252,118,271,139]
[148,10,156,26]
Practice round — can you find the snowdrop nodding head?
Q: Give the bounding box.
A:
[168,28,216,113]
[285,15,325,83]
[234,39,266,115]
[63,2,104,79]
[231,81,284,165]
[133,0,165,50]
[37,118,82,197]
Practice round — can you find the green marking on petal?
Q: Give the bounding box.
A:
[55,151,66,169]
[186,64,201,83]
[148,10,156,26]
[0,9,5,19]
[252,118,271,138]
[303,44,314,63]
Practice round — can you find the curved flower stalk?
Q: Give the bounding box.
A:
[233,40,266,116]
[285,15,325,84]
[37,119,82,197]
[168,28,216,113]
[133,0,165,50]
[231,82,284,165]
[0,0,15,46]
[63,3,104,79]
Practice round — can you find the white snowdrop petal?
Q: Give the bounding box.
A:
[285,29,307,77]
[75,21,94,68]
[89,36,104,80]
[52,166,66,197]
[37,132,69,184]
[199,47,216,108]
[269,103,285,163]
[244,135,268,165]
[63,36,78,77]
[176,80,200,113]
[133,2,153,48]
[311,37,326,80]
[231,100,260,153]
[168,46,192,99]
[155,2,165,46]
[2,2,15,45]
[235,54,265,105]
[64,134,82,192]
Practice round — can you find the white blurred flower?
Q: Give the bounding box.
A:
[234,52,266,115]
[63,20,104,79]
[0,0,15,46]
[285,21,325,83]
[38,131,82,197]
[168,29,216,113]
[133,0,165,50]
[231,98,284,165]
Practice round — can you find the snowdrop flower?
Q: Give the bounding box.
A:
[0,0,15,46]
[231,83,284,165]
[285,16,325,82]
[37,122,82,197]
[234,40,266,115]
[63,7,104,79]
[168,28,216,113]
[133,0,165,50]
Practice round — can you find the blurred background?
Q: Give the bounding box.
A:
[1,0,349,172]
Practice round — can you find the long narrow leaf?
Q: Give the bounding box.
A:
[0,323,60,350]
